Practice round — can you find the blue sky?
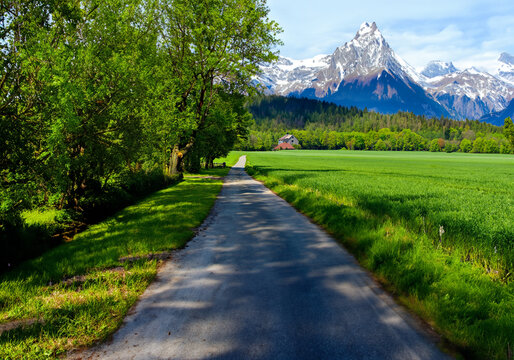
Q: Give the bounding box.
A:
[266,0,514,73]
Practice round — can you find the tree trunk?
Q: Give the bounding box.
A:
[205,156,213,169]
[168,145,182,175]
[168,145,183,176]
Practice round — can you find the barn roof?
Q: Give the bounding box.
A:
[278,134,295,141]
[274,142,295,150]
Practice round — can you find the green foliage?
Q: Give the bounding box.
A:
[153,0,281,175]
[186,93,253,172]
[0,0,63,230]
[459,138,472,152]
[246,150,514,359]
[248,95,501,135]
[472,137,485,153]
[429,139,440,152]
[41,0,158,209]
[503,117,514,147]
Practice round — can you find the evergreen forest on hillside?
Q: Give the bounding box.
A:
[240,96,514,153]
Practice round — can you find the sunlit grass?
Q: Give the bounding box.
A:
[247,150,513,272]
[0,175,227,359]
[21,209,64,227]
[246,150,514,360]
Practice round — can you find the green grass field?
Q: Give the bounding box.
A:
[246,150,513,360]
[0,153,241,359]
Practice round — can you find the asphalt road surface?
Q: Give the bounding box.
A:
[74,156,450,360]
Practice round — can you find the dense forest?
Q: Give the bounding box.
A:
[0,0,280,269]
[240,96,514,153]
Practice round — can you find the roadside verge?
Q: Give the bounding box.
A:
[0,167,232,359]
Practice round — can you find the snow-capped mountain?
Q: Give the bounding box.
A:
[257,55,330,95]
[497,52,514,86]
[420,61,458,78]
[256,22,514,122]
[305,21,425,95]
[257,22,447,117]
[424,67,514,119]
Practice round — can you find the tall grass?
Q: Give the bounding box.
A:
[246,150,514,360]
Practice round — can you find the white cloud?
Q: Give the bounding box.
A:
[384,25,468,70]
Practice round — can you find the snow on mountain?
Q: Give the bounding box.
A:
[310,21,425,96]
[420,61,458,78]
[427,67,512,100]
[496,52,514,86]
[257,55,330,95]
[256,22,514,121]
[424,67,514,119]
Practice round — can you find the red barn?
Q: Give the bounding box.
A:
[273,142,295,150]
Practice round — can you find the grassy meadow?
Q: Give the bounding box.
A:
[246,150,513,360]
[0,154,240,359]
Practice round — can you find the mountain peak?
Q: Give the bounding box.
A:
[356,21,380,38]
[499,52,514,65]
[421,60,458,78]
[464,66,485,75]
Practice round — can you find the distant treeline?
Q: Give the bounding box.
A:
[239,96,514,153]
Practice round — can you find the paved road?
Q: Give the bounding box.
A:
[74,156,450,360]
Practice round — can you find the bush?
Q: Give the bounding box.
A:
[429,139,440,152]
[1,170,181,274]
[374,139,387,151]
[459,138,472,152]
[79,169,181,223]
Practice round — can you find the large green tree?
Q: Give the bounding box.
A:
[0,0,77,221]
[197,92,253,169]
[156,0,281,175]
[41,0,159,208]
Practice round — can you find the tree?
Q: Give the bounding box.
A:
[0,0,79,222]
[459,138,472,153]
[504,117,514,148]
[42,0,158,208]
[483,139,499,153]
[192,92,252,170]
[374,139,387,151]
[472,137,485,153]
[429,139,440,152]
[156,0,281,175]
[437,138,445,150]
